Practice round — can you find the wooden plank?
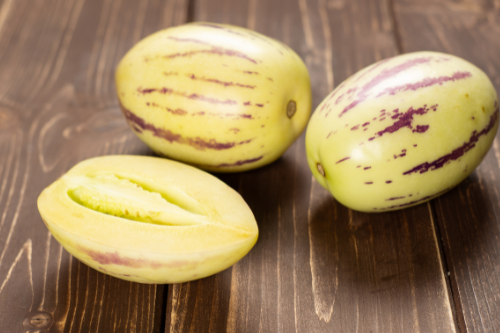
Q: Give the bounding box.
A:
[165,0,458,331]
[393,1,500,331]
[0,0,188,331]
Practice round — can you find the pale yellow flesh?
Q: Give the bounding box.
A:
[38,155,258,283]
[115,22,311,172]
[306,51,499,212]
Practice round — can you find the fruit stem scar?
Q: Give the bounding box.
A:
[317,163,325,177]
[287,100,297,118]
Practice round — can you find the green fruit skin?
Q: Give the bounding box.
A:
[306,51,499,212]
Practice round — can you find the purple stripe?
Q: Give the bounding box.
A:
[374,104,437,139]
[336,157,351,164]
[149,102,187,115]
[137,87,237,105]
[338,57,433,117]
[386,196,406,201]
[377,187,452,210]
[79,246,163,269]
[323,83,347,116]
[377,71,472,97]
[121,106,253,151]
[188,74,255,89]
[217,156,264,167]
[403,108,499,175]
[353,57,392,83]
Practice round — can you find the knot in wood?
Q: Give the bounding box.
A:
[23,311,53,330]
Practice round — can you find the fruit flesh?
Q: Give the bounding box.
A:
[67,174,204,226]
[115,22,311,172]
[306,51,499,212]
[38,156,258,283]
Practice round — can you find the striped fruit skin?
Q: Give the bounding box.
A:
[115,23,311,172]
[306,51,499,212]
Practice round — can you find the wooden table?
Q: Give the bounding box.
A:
[1,0,499,332]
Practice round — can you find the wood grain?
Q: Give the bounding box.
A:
[0,0,188,331]
[165,0,458,332]
[2,0,500,332]
[393,1,500,331]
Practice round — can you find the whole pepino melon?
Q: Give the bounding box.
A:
[116,23,311,172]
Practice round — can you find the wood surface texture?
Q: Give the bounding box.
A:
[0,0,498,332]
[394,1,500,332]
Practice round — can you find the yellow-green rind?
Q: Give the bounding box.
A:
[38,155,258,283]
[116,23,311,172]
[306,51,498,212]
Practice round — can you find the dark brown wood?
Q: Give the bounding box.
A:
[3,0,500,332]
[0,0,188,331]
[164,0,458,332]
[393,1,500,332]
